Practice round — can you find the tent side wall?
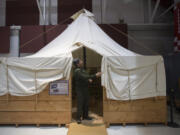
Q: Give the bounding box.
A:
[0,77,72,126]
[103,88,167,126]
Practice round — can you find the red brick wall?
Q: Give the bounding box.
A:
[58,0,92,23]
[6,0,39,26]
[0,27,10,53]
[20,25,67,53]
[99,24,128,49]
[6,0,92,25]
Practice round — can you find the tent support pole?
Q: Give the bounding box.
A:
[43,26,47,45]
[34,71,38,110]
[155,63,158,101]
[157,3,175,19]
[148,0,152,23]
[6,63,9,103]
[150,0,160,23]
[6,94,9,103]
[36,0,45,25]
[83,47,87,69]
[127,70,131,101]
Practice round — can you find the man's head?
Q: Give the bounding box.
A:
[73,58,83,68]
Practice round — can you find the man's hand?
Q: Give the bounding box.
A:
[88,79,93,83]
[96,72,102,77]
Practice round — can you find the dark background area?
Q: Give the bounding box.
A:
[164,54,180,100]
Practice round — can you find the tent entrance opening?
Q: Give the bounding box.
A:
[72,47,103,121]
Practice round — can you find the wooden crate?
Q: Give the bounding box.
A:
[0,78,72,126]
[103,88,167,126]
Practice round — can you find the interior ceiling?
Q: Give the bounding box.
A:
[153,0,174,8]
[5,0,174,26]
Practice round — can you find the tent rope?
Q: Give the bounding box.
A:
[155,63,158,97]
[34,71,38,110]
[127,70,131,101]
[20,17,71,49]
[107,24,159,55]
[6,58,9,103]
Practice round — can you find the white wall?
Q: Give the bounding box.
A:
[92,0,174,55]
[0,26,21,57]
[0,0,6,26]
[92,0,102,24]
[93,0,145,24]
[92,0,173,24]
[39,0,58,25]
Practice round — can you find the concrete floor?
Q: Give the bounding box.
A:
[0,124,180,135]
[0,108,180,135]
[0,126,68,135]
[107,125,180,135]
[107,107,180,135]
[0,123,180,135]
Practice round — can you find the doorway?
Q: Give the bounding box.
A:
[71,47,103,122]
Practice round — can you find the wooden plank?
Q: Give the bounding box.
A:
[103,88,167,124]
[0,112,71,124]
[69,75,72,121]
[0,95,9,101]
[0,99,71,112]
[36,101,71,111]
[142,99,166,111]
[175,99,180,108]
[9,95,36,101]
[0,78,72,125]
[0,101,35,111]
[103,97,166,112]
[103,101,131,112]
[103,111,167,123]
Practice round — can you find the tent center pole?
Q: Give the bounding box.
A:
[83,47,87,69]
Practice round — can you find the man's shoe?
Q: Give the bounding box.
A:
[77,119,81,124]
[83,116,93,120]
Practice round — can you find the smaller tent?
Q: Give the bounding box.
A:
[0,9,166,100]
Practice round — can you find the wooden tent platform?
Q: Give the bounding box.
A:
[103,88,167,127]
[0,74,167,127]
[0,79,72,127]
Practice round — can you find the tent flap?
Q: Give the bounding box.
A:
[101,56,166,100]
[0,57,72,96]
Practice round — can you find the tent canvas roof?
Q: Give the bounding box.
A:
[30,9,138,58]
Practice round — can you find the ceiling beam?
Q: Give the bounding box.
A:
[150,0,160,23]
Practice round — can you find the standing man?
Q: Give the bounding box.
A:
[73,58,101,124]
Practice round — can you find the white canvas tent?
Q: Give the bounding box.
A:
[0,9,166,100]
